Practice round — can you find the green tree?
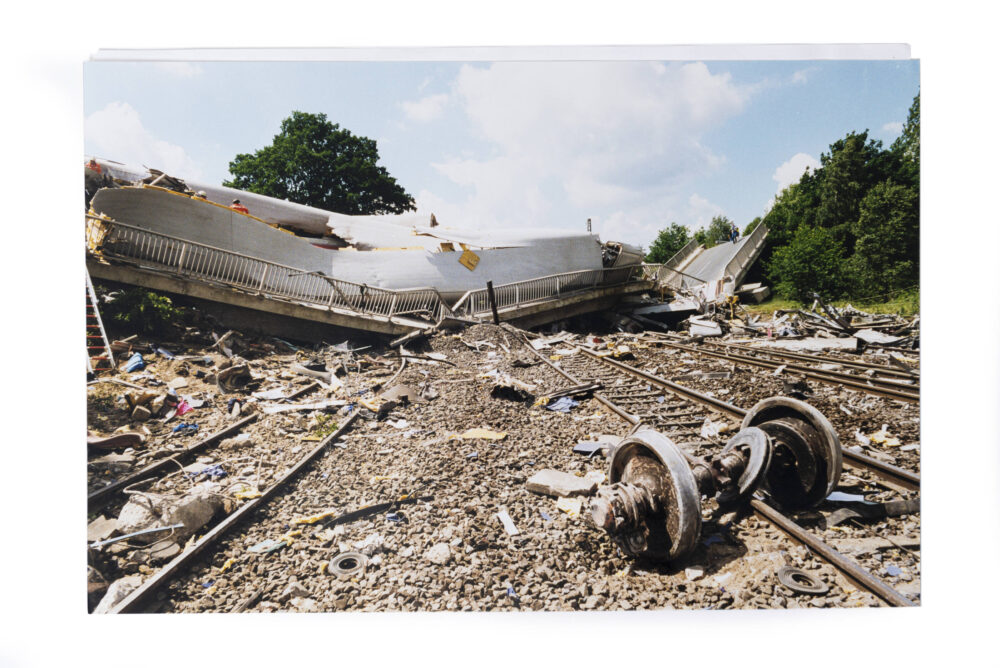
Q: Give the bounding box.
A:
[847,181,919,295]
[891,92,920,188]
[767,226,847,301]
[645,223,691,263]
[744,217,762,237]
[694,215,736,248]
[224,111,415,215]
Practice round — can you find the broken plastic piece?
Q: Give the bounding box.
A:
[124,352,145,373]
[545,397,579,413]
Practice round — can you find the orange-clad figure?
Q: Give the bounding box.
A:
[86,158,103,174]
[230,199,249,214]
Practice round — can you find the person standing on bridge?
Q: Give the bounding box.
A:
[230,199,249,214]
[730,222,739,244]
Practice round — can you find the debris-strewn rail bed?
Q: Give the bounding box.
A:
[530,340,916,606]
[88,318,919,612]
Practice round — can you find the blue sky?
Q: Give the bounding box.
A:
[84,58,918,249]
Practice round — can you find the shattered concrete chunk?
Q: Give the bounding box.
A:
[93,575,144,614]
[525,469,598,498]
[424,543,452,565]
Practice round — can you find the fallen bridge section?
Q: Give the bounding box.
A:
[86,216,656,338]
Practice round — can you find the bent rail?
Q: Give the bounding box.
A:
[85,216,448,324]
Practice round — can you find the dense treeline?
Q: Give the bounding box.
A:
[647,92,919,301]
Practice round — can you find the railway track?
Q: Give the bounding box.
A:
[88,382,321,513]
[93,329,918,612]
[700,338,919,381]
[523,337,919,607]
[646,336,919,404]
[109,411,363,613]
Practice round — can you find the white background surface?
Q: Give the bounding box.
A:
[2,2,996,666]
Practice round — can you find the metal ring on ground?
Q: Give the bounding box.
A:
[777,566,829,595]
[330,551,368,580]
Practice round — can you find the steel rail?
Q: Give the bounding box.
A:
[750,499,916,607]
[515,334,917,607]
[87,382,321,512]
[575,349,920,491]
[699,338,919,379]
[655,340,920,403]
[111,410,360,614]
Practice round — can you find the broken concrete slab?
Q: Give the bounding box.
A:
[87,515,118,542]
[525,469,598,498]
[854,329,904,345]
[380,383,426,404]
[688,317,722,337]
[751,337,860,353]
[93,575,144,614]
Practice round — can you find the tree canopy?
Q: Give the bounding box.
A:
[645,223,691,263]
[693,215,735,248]
[224,111,416,215]
[642,90,919,303]
[757,92,919,300]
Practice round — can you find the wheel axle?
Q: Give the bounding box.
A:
[589,397,841,562]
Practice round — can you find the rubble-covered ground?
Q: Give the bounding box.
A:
[87,320,920,613]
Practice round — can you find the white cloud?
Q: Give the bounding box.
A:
[882,121,904,135]
[401,93,450,122]
[84,102,202,179]
[153,62,203,79]
[415,61,749,246]
[772,152,820,193]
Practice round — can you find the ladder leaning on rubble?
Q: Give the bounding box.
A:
[86,269,115,375]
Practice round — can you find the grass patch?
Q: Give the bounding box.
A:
[87,383,123,432]
[742,287,920,318]
[312,414,339,438]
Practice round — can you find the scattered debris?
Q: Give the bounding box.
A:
[495,507,520,535]
[526,469,598,498]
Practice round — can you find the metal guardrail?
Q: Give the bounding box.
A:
[454,265,644,318]
[723,222,768,287]
[85,216,449,324]
[659,237,703,289]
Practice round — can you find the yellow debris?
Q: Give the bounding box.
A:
[869,426,902,447]
[556,497,582,517]
[358,397,382,412]
[291,509,340,526]
[369,474,399,484]
[549,355,563,361]
[319,561,329,575]
[219,558,236,573]
[450,428,508,441]
[278,530,302,547]
[233,484,262,500]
